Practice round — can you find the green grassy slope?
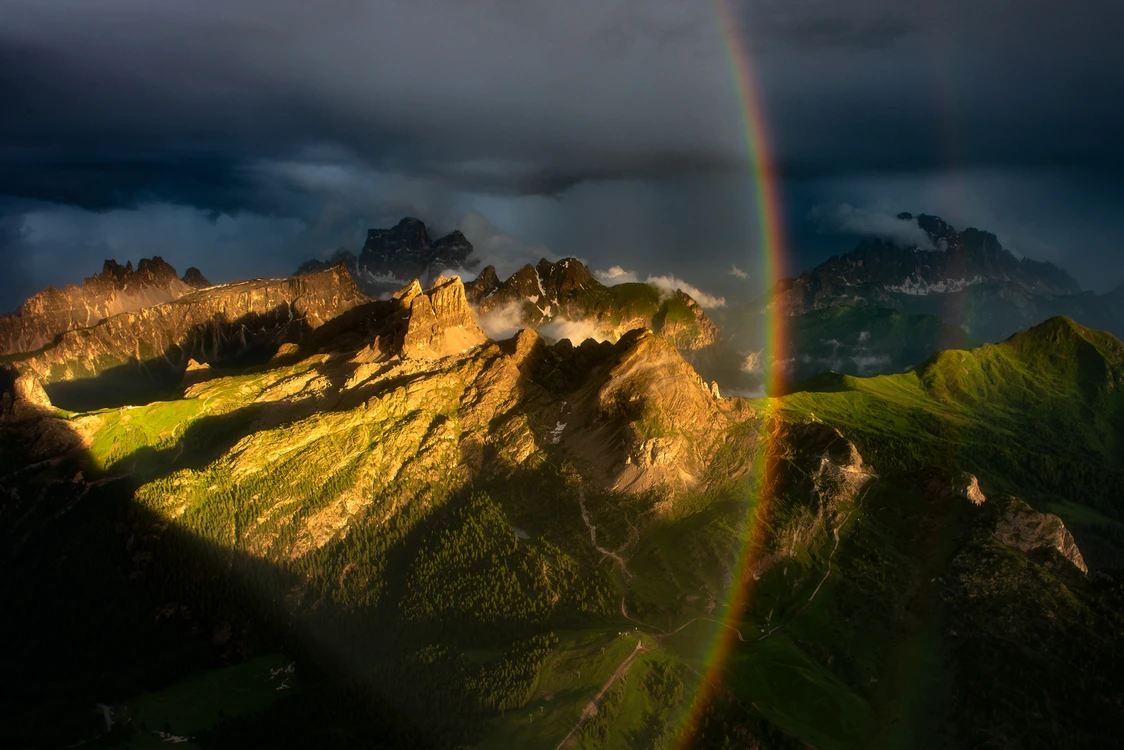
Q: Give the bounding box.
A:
[780,317,1124,563]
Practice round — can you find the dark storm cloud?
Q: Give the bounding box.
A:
[0,0,1122,306]
[769,13,916,51]
[5,0,1123,200]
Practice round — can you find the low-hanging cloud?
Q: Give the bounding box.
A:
[812,203,936,250]
[729,264,750,280]
[539,318,616,345]
[475,302,526,341]
[594,265,726,308]
[475,300,616,345]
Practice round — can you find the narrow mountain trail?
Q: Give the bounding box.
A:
[554,637,647,750]
[577,487,632,581]
[576,487,656,630]
[807,480,873,604]
[756,479,876,642]
[658,616,746,644]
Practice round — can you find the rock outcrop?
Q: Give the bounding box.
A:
[0,257,200,355]
[955,472,988,505]
[0,365,82,464]
[0,367,53,418]
[990,496,1088,573]
[740,420,876,579]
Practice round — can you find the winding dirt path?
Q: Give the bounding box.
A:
[555,637,647,750]
[807,480,873,604]
[659,616,746,643]
[577,487,632,581]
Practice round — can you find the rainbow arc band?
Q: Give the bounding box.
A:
[672,1,789,742]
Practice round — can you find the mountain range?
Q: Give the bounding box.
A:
[0,257,210,356]
[1,217,1122,748]
[766,213,1123,341]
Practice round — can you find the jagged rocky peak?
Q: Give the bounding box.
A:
[897,212,955,244]
[366,216,430,252]
[537,257,599,299]
[572,329,726,494]
[0,256,202,356]
[400,276,487,360]
[181,267,211,288]
[297,217,477,297]
[89,256,184,288]
[768,212,1082,320]
[465,265,501,304]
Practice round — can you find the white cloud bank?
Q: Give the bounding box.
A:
[539,318,615,344]
[812,203,937,250]
[475,302,616,345]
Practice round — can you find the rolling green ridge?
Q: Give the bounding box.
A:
[781,316,1124,565]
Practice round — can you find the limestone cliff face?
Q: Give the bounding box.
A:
[401,277,487,360]
[0,257,198,355]
[322,276,487,366]
[15,265,367,386]
[0,366,82,464]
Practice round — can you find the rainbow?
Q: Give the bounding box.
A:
[713,0,790,397]
[672,0,790,742]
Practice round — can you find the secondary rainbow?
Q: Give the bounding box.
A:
[673,0,790,742]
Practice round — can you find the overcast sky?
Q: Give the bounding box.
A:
[2,0,1123,311]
